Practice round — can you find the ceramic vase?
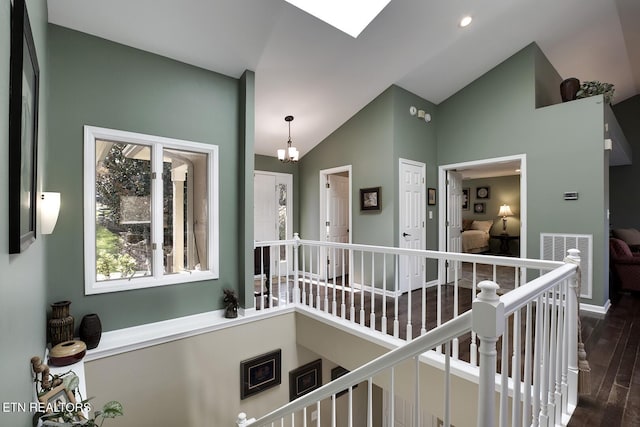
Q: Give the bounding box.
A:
[560,77,580,102]
[79,313,102,350]
[48,301,74,347]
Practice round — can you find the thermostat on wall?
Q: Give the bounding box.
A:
[563,192,579,200]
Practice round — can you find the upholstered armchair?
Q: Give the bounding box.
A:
[609,238,640,292]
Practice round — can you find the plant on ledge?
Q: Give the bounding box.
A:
[40,400,123,426]
[576,80,615,104]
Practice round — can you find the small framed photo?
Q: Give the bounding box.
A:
[289,359,322,401]
[240,349,282,400]
[476,186,490,199]
[38,385,84,422]
[462,188,470,210]
[331,366,357,398]
[427,188,436,206]
[360,187,381,211]
[473,202,486,214]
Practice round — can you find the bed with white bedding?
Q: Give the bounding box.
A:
[461,220,493,253]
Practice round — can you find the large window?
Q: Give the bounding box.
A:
[84,126,218,294]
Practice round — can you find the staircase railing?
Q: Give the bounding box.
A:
[247,237,580,426]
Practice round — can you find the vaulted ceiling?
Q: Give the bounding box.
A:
[48,0,640,158]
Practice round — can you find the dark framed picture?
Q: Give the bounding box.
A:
[462,188,470,210]
[474,202,486,214]
[38,385,84,422]
[289,359,322,401]
[360,187,381,211]
[476,186,490,199]
[331,366,357,398]
[427,188,436,206]
[9,0,40,254]
[240,349,281,400]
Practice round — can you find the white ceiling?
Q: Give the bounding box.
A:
[47,0,640,159]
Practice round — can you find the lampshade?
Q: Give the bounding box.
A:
[41,192,61,234]
[498,204,513,217]
[278,115,298,163]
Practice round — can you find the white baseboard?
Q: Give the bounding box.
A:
[580,299,611,316]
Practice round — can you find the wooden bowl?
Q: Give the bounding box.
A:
[49,340,87,366]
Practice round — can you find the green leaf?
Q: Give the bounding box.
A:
[100,401,124,418]
[63,373,80,391]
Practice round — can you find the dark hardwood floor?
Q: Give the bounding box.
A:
[568,291,640,427]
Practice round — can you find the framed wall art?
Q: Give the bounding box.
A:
[474,202,486,214]
[9,0,40,253]
[360,187,381,211]
[476,186,490,199]
[331,366,357,398]
[240,349,282,400]
[427,188,436,206]
[289,359,322,401]
[462,188,470,210]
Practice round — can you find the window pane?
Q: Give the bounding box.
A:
[278,183,287,259]
[163,148,208,274]
[95,140,152,281]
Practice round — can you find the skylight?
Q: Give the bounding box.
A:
[284,0,392,38]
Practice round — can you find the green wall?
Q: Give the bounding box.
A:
[0,0,49,425]
[610,95,640,228]
[298,86,440,285]
[299,87,395,246]
[46,25,248,330]
[437,44,608,306]
[255,154,300,234]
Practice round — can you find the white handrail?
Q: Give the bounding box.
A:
[255,238,563,270]
[247,312,473,426]
[500,263,578,316]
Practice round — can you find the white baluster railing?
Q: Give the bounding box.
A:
[248,237,580,427]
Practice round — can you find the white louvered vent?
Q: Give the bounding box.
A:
[540,233,592,299]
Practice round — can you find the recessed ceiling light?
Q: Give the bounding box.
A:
[459,15,473,28]
[285,0,392,38]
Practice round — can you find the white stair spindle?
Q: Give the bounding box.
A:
[360,251,365,327]
[370,252,376,331]
[382,253,388,335]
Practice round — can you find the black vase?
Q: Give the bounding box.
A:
[560,77,580,102]
[79,313,102,350]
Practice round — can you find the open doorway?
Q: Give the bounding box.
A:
[319,166,352,279]
[438,155,527,284]
[254,171,294,275]
[438,154,527,290]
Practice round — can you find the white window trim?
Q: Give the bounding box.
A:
[83,125,219,295]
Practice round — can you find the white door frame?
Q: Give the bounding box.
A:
[254,170,294,274]
[319,165,353,244]
[438,154,527,279]
[398,158,426,292]
[319,166,353,280]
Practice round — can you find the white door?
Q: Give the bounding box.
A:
[254,171,293,274]
[399,159,426,293]
[447,171,463,279]
[326,174,349,276]
[254,173,277,242]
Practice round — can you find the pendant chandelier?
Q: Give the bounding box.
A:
[277,115,299,162]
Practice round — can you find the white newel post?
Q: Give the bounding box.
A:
[472,280,504,427]
[293,233,301,304]
[236,412,256,426]
[565,248,581,411]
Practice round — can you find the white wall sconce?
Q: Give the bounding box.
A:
[40,192,61,235]
[409,106,432,123]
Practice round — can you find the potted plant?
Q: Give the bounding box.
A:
[39,400,123,426]
[576,80,615,104]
